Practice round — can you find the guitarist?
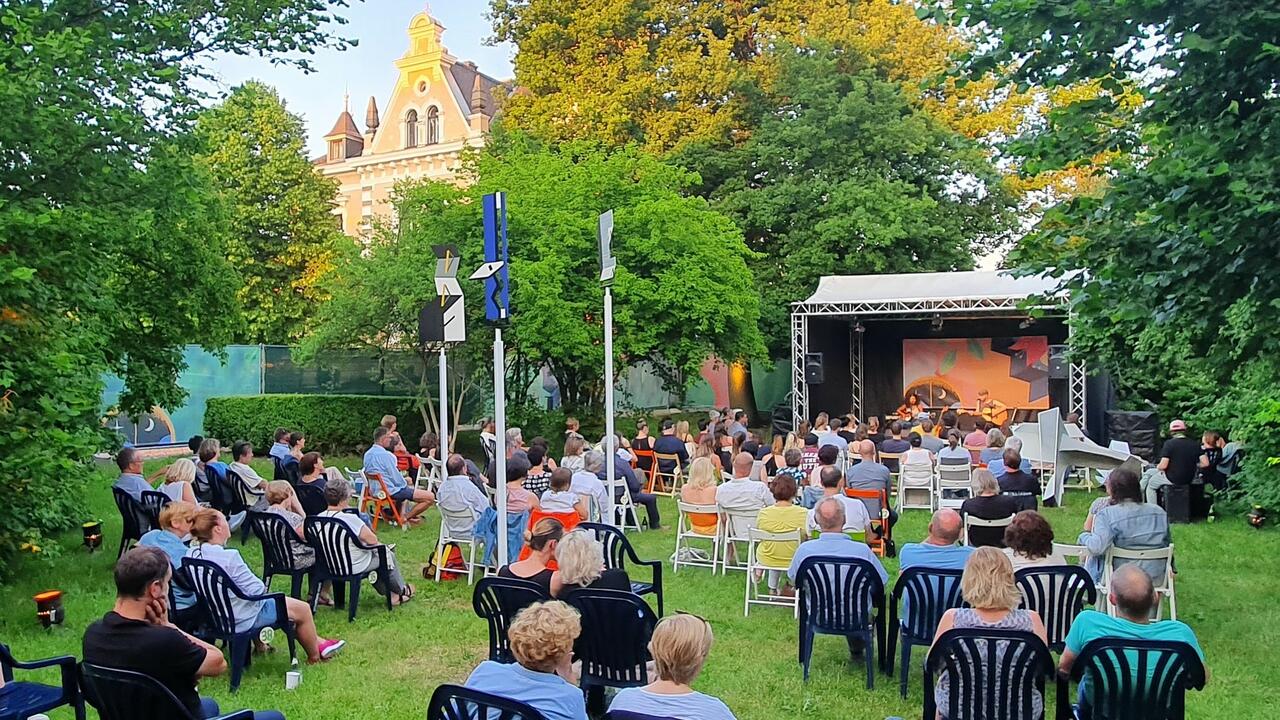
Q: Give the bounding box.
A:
[975,389,1009,428]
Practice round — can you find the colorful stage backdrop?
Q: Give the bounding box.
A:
[902,337,1050,411]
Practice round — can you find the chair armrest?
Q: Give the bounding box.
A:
[6,652,77,673]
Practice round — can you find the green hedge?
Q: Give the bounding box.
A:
[204,395,427,456]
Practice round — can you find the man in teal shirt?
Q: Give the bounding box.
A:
[788,498,887,585]
[897,509,973,617]
[1059,564,1205,710]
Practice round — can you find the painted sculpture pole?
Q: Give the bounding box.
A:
[599,210,618,526]
[471,192,510,564]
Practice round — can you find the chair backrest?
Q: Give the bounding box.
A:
[795,555,885,633]
[1054,542,1089,565]
[139,490,171,528]
[179,556,244,637]
[295,482,328,516]
[1067,638,1206,720]
[1016,565,1097,651]
[112,487,152,539]
[879,452,903,472]
[439,504,479,536]
[426,683,547,720]
[578,522,633,571]
[925,628,1055,720]
[963,514,1015,546]
[938,464,972,484]
[225,469,259,508]
[211,470,251,516]
[471,577,551,663]
[80,662,200,720]
[304,515,364,578]
[652,453,683,477]
[891,567,966,640]
[566,589,657,689]
[676,502,719,533]
[844,487,888,520]
[719,507,760,540]
[901,462,934,483]
[248,511,307,574]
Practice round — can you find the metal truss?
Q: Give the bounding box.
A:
[792,296,1059,319]
[849,326,864,420]
[791,313,808,428]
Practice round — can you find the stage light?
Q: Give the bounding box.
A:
[1019,317,1035,330]
[931,314,944,331]
[853,321,866,334]
[34,590,64,629]
[82,521,103,552]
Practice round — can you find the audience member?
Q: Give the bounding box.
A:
[498,518,564,595]
[573,452,611,516]
[900,509,973,573]
[799,434,820,475]
[437,454,492,534]
[1003,511,1067,571]
[930,547,1047,719]
[903,433,934,467]
[390,433,420,478]
[727,410,749,439]
[681,457,719,504]
[419,432,442,464]
[997,449,1039,512]
[989,436,1034,479]
[964,422,989,451]
[565,416,585,443]
[525,445,554,496]
[817,417,848,452]
[803,444,841,507]
[138,501,198,623]
[789,497,887,586]
[229,441,269,504]
[552,529,630,598]
[363,426,435,523]
[608,613,737,720]
[632,420,654,475]
[263,482,317,575]
[487,437,524,486]
[960,470,1020,548]
[186,508,344,663]
[1145,419,1201,505]
[838,416,860,445]
[542,468,589,519]
[919,419,946,453]
[507,427,529,461]
[159,458,199,504]
[286,432,306,460]
[979,428,1006,466]
[715,453,772,512]
[298,452,328,491]
[653,420,691,473]
[268,428,291,463]
[503,456,540,515]
[865,416,883,445]
[694,435,724,474]
[845,440,898,533]
[806,466,871,536]
[560,435,586,472]
[316,478,415,604]
[763,435,787,477]
[599,435,661,528]
[114,447,151,501]
[880,421,911,455]
[775,448,807,487]
[279,434,302,479]
[754,474,807,594]
[464,601,587,720]
[82,546,287,720]
[1079,466,1171,583]
[938,430,971,464]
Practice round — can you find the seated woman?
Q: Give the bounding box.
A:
[693,436,723,474]
[298,451,328,491]
[263,481,315,571]
[931,547,1047,719]
[540,468,588,520]
[391,433,421,479]
[632,420,654,475]
[464,600,587,720]
[1003,511,1068,571]
[938,430,972,464]
[186,508,345,663]
[498,518,564,595]
[287,431,306,460]
[754,474,808,595]
[1079,466,1171,584]
[505,458,540,516]
[315,478,415,605]
[197,438,229,481]
[763,435,786,478]
[903,433,934,467]
[138,501,197,625]
[608,613,737,720]
[959,470,1020,548]
[552,530,629,599]
[674,420,696,457]
[979,428,1006,467]
[560,435,586,472]
[159,458,198,504]
[679,457,720,537]
[524,445,555,496]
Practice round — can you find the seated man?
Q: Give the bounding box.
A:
[789,498,887,586]
[363,426,435,523]
[996,449,1039,512]
[988,437,1034,480]
[805,465,871,537]
[572,451,611,517]
[652,418,691,476]
[598,437,661,529]
[268,427,291,463]
[900,508,973,573]
[464,601,587,720]
[1059,564,1205,712]
[879,421,912,456]
[114,447,152,501]
[82,546,284,719]
[437,453,492,534]
[845,440,899,533]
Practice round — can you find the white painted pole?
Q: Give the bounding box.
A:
[604,286,617,526]
[493,328,508,566]
[438,345,449,457]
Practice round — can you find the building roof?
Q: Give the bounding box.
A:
[796,270,1065,308]
[449,62,502,117]
[325,110,362,140]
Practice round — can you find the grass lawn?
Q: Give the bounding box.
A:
[2,457,1277,719]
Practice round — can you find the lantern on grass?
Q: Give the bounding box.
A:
[83,521,103,551]
[1248,506,1266,528]
[34,590,64,629]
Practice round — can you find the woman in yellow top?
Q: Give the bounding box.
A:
[755,474,808,594]
[679,457,720,536]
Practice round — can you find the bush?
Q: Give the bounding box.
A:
[204,395,427,456]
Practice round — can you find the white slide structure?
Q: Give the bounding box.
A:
[1012,407,1137,506]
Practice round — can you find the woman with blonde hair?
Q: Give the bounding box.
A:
[692,435,723,474]
[673,419,695,451]
[930,547,1047,718]
[139,501,198,621]
[560,435,586,471]
[979,427,1007,466]
[159,458,198,503]
[465,601,587,720]
[498,518,563,595]
[609,613,736,720]
[679,457,720,538]
[552,529,630,598]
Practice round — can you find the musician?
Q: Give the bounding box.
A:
[896,393,927,422]
[974,390,1009,427]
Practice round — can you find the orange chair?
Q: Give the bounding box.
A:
[845,487,893,557]
[516,508,582,568]
[632,448,657,490]
[361,472,405,532]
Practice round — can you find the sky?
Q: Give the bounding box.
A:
[204,1,514,157]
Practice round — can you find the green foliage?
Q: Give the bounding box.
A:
[204,395,426,456]
[947,0,1280,505]
[0,0,353,574]
[195,82,346,344]
[681,47,1015,357]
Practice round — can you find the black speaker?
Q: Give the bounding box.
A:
[1048,344,1069,379]
[1106,410,1161,462]
[804,353,824,385]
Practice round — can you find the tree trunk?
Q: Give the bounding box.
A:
[728,360,761,427]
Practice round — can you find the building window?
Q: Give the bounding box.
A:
[405,109,419,148]
[327,139,343,162]
[426,107,440,145]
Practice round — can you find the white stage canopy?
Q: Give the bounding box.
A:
[799,270,1064,309]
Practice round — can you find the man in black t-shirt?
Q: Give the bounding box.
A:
[652,419,690,474]
[996,449,1039,512]
[82,546,285,720]
[1143,419,1202,505]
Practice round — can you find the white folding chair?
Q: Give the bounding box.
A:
[897,463,935,512]
[343,468,367,507]
[1053,542,1089,566]
[673,502,720,573]
[962,513,1015,546]
[416,456,444,492]
[650,453,684,496]
[936,464,971,509]
[613,491,643,532]
[718,507,759,573]
[434,505,483,584]
[744,527,803,616]
[1100,545,1177,620]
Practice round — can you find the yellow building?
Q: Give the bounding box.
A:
[314,9,502,236]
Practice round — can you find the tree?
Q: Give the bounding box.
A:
[681,47,1016,358]
[947,0,1280,505]
[195,82,345,344]
[304,133,766,413]
[0,1,352,570]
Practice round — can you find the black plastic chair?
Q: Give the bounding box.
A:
[0,643,83,720]
[794,555,886,687]
[887,567,966,698]
[1016,565,1097,652]
[167,564,208,637]
[272,456,287,482]
[180,557,297,691]
[427,683,547,720]
[923,628,1055,720]
[111,487,151,559]
[295,482,328,516]
[248,511,315,600]
[206,468,253,543]
[80,662,252,720]
[304,515,392,621]
[579,522,664,617]
[565,589,658,713]
[1058,638,1206,720]
[472,576,550,663]
[139,490,171,530]
[604,712,671,720]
